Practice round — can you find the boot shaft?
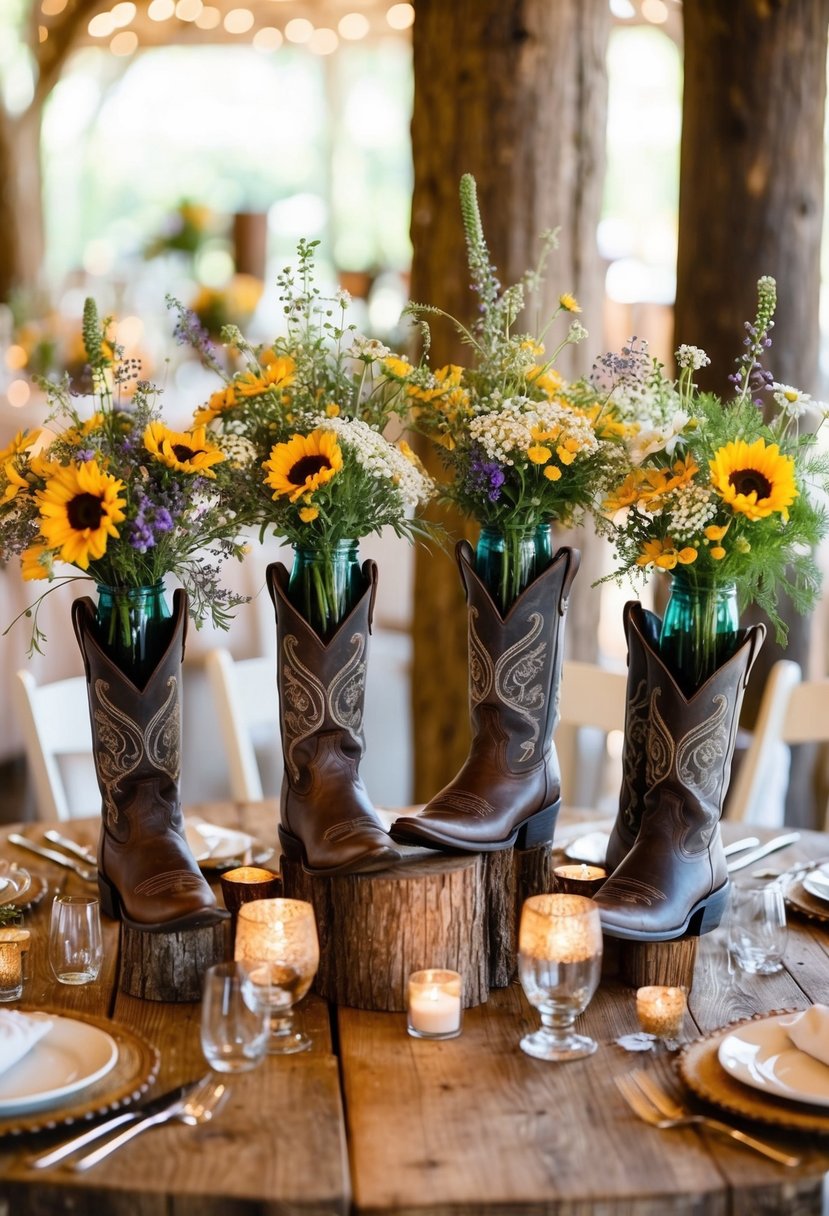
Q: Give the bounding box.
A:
[457,540,580,773]
[267,560,377,786]
[72,590,188,829]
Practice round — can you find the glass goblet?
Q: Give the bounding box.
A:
[234,898,319,1054]
[518,893,603,1062]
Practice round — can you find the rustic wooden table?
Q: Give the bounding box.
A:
[1,802,828,1215]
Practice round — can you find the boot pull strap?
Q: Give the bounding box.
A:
[742,622,767,689]
[361,560,379,634]
[557,546,581,618]
[70,597,96,680]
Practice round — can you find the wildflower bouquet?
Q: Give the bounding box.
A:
[1,298,250,657]
[402,173,629,609]
[597,275,828,672]
[171,238,434,637]
[190,274,264,340]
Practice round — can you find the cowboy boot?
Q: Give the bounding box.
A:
[267,560,401,875]
[72,590,224,931]
[604,601,661,873]
[595,610,765,941]
[391,540,580,852]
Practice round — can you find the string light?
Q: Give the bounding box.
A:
[88,12,116,37]
[386,4,414,30]
[253,26,283,50]
[309,28,338,54]
[285,17,314,42]
[338,12,370,40]
[147,0,175,19]
[110,30,138,55]
[195,6,221,29]
[223,8,254,34]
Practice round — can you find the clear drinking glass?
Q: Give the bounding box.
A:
[234,899,319,1054]
[727,884,787,975]
[200,961,270,1074]
[518,894,603,1061]
[48,895,103,985]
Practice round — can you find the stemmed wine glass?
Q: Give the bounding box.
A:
[518,893,603,1062]
[234,898,319,1054]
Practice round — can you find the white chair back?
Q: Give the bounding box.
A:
[558,660,628,810]
[204,650,277,802]
[13,670,95,821]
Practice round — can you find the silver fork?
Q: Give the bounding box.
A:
[615,1072,800,1167]
[71,1075,230,1172]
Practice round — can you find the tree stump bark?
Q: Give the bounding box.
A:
[484,844,559,987]
[118,920,231,1002]
[281,853,488,1012]
[603,935,699,992]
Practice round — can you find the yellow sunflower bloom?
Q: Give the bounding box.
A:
[603,472,645,513]
[2,461,29,504]
[264,429,343,502]
[143,422,226,478]
[710,438,797,521]
[37,461,125,570]
[559,293,581,314]
[236,355,296,399]
[194,385,238,426]
[20,542,51,581]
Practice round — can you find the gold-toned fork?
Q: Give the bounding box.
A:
[72,1075,230,1171]
[615,1072,801,1168]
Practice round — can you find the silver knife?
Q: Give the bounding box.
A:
[723,836,760,857]
[8,835,97,884]
[43,830,97,868]
[727,832,801,873]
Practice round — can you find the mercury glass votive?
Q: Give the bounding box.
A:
[552,863,607,898]
[407,970,463,1040]
[0,941,23,1003]
[220,867,283,923]
[234,899,319,1054]
[635,986,687,1048]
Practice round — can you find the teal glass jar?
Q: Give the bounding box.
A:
[475,523,553,614]
[659,572,739,695]
[288,540,362,641]
[95,582,172,687]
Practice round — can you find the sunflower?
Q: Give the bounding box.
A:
[20,542,51,581]
[710,438,797,521]
[37,461,126,570]
[235,354,296,399]
[143,422,225,478]
[264,429,343,502]
[194,385,237,427]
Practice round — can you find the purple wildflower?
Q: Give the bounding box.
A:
[466,449,506,502]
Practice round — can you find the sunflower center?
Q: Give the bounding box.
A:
[67,492,105,532]
[172,444,197,462]
[729,468,772,500]
[289,455,330,485]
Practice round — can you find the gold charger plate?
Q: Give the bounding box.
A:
[677,1011,829,1134]
[0,1007,159,1137]
[784,876,829,926]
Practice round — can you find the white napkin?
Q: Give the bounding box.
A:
[787,1005,829,1067]
[0,1010,53,1077]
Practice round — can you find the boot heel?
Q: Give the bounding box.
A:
[97,870,121,921]
[687,882,730,936]
[278,826,306,864]
[516,800,560,849]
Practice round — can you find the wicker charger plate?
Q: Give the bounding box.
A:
[784,876,829,927]
[0,1007,159,1137]
[677,1011,829,1134]
[9,872,48,911]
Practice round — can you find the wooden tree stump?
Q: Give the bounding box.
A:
[118,919,231,1002]
[484,843,558,988]
[281,852,488,1012]
[603,935,699,992]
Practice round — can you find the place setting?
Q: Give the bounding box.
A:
[183,816,275,874]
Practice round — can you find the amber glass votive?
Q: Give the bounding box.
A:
[0,941,23,1003]
[553,863,607,898]
[220,867,283,922]
[636,986,687,1042]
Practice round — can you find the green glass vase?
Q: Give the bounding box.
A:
[659,572,739,696]
[95,582,172,687]
[288,540,362,641]
[475,523,553,615]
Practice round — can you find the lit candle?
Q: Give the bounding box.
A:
[220,867,283,921]
[0,942,22,1003]
[636,986,687,1039]
[553,863,607,898]
[407,969,462,1039]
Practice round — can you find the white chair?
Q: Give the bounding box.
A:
[558,660,629,810]
[725,659,829,826]
[205,630,413,809]
[13,670,96,821]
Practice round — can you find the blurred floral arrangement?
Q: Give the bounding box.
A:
[0,299,250,652]
[170,237,435,553]
[596,275,829,639]
[189,274,264,340]
[401,173,629,534]
[144,200,214,260]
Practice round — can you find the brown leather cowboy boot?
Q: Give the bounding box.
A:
[267,560,401,875]
[604,601,661,873]
[595,609,765,941]
[391,540,580,852]
[72,590,224,931]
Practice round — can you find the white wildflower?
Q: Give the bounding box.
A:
[347,335,391,361]
[629,411,690,465]
[675,345,710,371]
[772,382,812,418]
[469,396,598,465]
[334,288,352,308]
[219,433,258,468]
[314,415,434,508]
[568,320,588,344]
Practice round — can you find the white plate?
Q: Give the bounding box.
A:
[717,1012,829,1108]
[185,820,258,866]
[563,831,609,866]
[803,866,829,904]
[0,1015,118,1115]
